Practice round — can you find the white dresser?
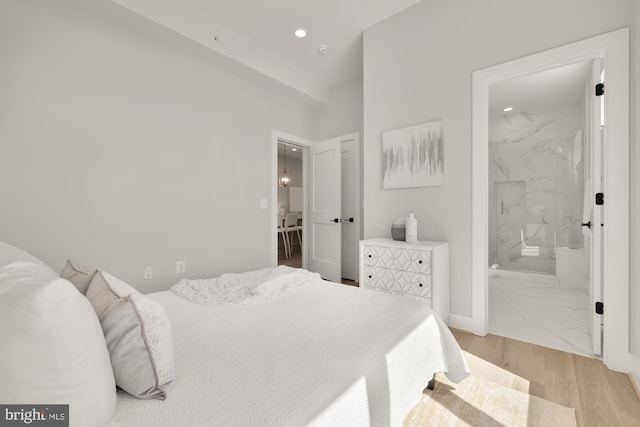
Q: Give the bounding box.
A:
[359,238,449,323]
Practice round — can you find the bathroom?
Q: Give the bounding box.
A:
[487,59,602,357]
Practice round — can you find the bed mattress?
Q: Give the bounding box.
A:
[113,278,468,426]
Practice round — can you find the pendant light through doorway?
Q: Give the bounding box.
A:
[279,144,291,187]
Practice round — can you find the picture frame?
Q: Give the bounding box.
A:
[382,120,444,189]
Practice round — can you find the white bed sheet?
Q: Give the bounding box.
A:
[113,279,468,427]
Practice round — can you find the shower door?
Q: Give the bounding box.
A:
[493,181,525,270]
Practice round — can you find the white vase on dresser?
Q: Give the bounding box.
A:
[359,238,450,324]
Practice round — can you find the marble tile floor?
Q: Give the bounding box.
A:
[489,274,595,358]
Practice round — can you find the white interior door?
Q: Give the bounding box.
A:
[588,59,604,356]
[341,137,358,281]
[308,137,342,282]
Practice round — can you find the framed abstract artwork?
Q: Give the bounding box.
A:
[382,120,444,189]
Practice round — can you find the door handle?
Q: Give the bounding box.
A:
[330,218,354,223]
[581,221,591,229]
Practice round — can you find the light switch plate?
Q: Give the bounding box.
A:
[176,260,186,274]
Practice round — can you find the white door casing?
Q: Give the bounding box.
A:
[271,131,312,268]
[309,137,342,282]
[471,28,629,372]
[589,59,604,356]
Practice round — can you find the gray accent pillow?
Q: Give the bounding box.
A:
[60,259,97,295]
[87,270,175,400]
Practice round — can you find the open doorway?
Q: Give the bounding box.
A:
[487,59,599,357]
[277,141,304,268]
[270,131,361,283]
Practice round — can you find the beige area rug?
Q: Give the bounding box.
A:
[404,353,577,427]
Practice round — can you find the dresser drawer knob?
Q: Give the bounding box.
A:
[368,255,372,258]
[368,275,372,279]
[419,283,423,287]
[418,260,423,264]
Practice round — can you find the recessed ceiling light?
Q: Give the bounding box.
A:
[291,148,297,151]
[503,107,514,112]
[294,29,306,38]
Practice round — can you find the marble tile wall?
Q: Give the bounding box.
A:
[489,104,585,274]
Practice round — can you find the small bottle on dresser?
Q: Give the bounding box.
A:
[406,212,417,243]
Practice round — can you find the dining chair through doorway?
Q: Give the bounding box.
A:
[284,213,302,258]
[278,220,290,259]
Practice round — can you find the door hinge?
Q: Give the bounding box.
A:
[595,192,604,205]
[595,83,604,96]
[595,302,604,315]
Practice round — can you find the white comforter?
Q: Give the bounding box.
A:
[170,266,322,305]
[113,269,469,427]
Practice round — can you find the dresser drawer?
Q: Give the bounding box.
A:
[362,245,431,274]
[361,285,432,306]
[362,266,432,298]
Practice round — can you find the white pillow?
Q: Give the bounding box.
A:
[60,259,98,295]
[87,271,175,399]
[0,263,116,427]
[0,241,57,274]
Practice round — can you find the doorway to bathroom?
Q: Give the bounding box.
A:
[471,28,629,372]
[487,59,601,357]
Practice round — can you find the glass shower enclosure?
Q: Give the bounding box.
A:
[488,108,585,276]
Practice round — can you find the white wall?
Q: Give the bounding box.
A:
[312,78,363,141]
[631,0,640,361]
[363,0,636,324]
[0,0,315,292]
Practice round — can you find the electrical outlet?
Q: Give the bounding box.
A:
[260,199,268,209]
[176,260,186,274]
[144,266,152,279]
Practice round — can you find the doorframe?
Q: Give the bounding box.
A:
[271,130,312,268]
[271,130,362,282]
[340,132,361,282]
[470,28,629,372]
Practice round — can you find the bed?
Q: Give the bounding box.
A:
[0,242,469,427]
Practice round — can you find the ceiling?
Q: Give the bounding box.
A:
[489,60,593,118]
[112,0,423,103]
[279,142,303,161]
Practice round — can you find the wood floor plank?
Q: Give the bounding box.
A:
[601,366,640,424]
[452,331,640,427]
[543,346,585,427]
[511,338,546,397]
[574,355,623,427]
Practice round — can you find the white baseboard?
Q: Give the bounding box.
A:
[448,314,477,334]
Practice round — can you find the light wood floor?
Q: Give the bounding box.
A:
[339,281,640,426]
[453,329,640,427]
